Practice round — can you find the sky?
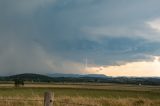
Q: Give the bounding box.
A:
[1,0,160,76]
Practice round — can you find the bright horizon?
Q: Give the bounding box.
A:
[85,56,160,77]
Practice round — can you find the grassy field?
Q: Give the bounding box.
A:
[0,83,160,106]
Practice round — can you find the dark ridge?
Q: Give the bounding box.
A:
[4,73,53,82]
[47,73,107,78]
[0,73,160,85]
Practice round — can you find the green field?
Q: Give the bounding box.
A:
[0,83,160,106]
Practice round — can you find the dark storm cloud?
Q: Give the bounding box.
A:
[0,0,160,75]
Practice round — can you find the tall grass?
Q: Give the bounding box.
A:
[55,96,160,106]
[0,96,43,106]
[0,96,160,106]
[0,83,160,106]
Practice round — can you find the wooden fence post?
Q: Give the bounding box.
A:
[44,91,54,106]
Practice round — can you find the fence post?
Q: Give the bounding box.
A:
[44,91,54,106]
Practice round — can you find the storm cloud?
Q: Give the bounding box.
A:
[1,0,160,75]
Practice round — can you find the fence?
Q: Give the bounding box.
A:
[0,91,98,106]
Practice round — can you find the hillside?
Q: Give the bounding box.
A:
[47,73,107,78]
[3,73,53,82]
[0,73,160,85]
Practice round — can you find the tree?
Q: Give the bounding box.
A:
[14,79,24,87]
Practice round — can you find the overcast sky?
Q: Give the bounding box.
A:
[1,0,160,76]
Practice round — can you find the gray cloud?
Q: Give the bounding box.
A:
[0,35,86,75]
[1,0,160,75]
[82,23,160,42]
[0,0,56,15]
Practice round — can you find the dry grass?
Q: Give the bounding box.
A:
[55,96,160,106]
[1,83,160,92]
[0,96,43,106]
[0,83,160,106]
[0,96,160,106]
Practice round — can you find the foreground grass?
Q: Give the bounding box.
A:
[0,87,159,99]
[55,96,160,106]
[0,96,160,106]
[0,83,160,106]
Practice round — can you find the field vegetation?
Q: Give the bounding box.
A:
[0,83,160,106]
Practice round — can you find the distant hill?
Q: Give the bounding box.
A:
[47,73,82,78]
[47,73,107,78]
[4,73,53,82]
[0,73,107,82]
[0,73,160,85]
[84,74,107,78]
